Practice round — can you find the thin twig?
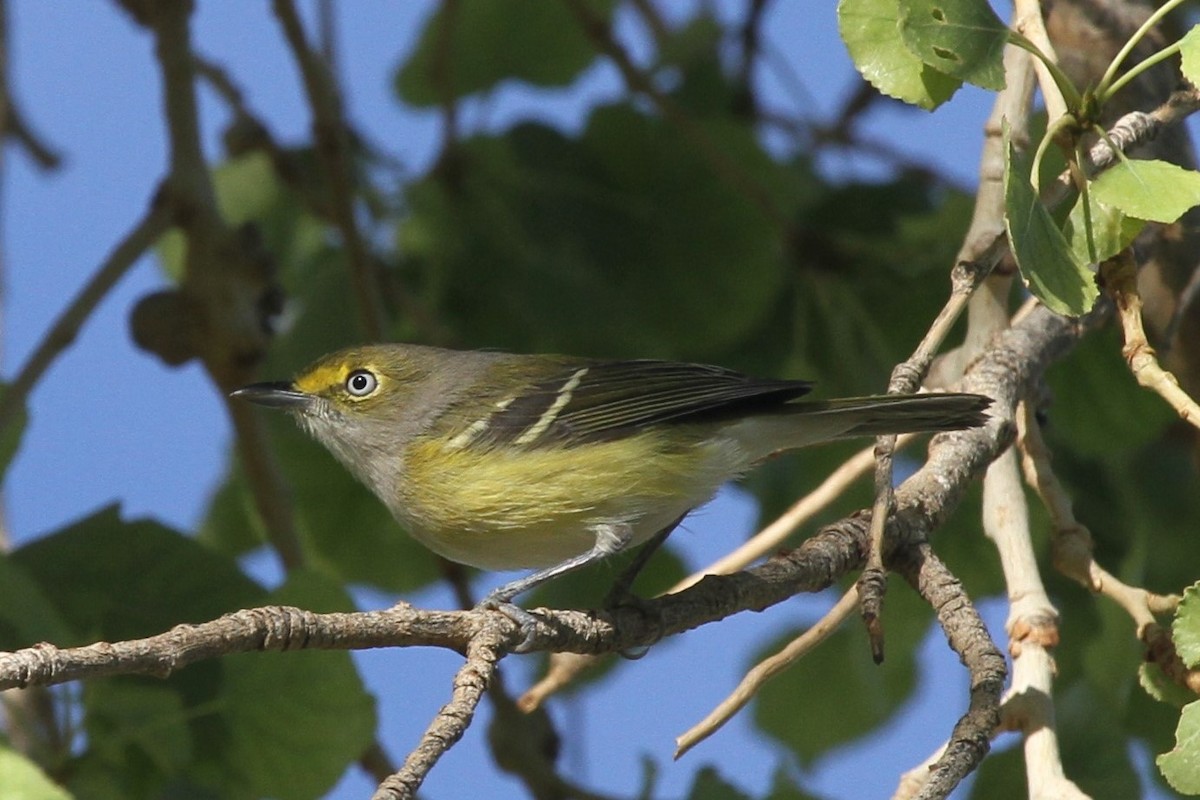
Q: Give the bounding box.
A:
[272,0,388,341]
[432,0,461,157]
[1016,404,1182,642]
[674,585,858,758]
[371,627,505,800]
[1101,250,1200,429]
[1046,82,1200,205]
[0,202,173,433]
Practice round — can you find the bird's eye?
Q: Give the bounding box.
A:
[345,369,378,397]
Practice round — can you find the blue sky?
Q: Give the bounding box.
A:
[6,3,1170,799]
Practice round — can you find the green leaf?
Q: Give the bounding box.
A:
[1175,581,1200,668]
[1044,326,1175,456]
[399,108,793,359]
[1090,158,1200,223]
[395,0,614,106]
[11,505,263,643]
[1062,190,1143,266]
[1158,701,1200,794]
[1003,128,1099,316]
[0,553,75,650]
[0,744,73,800]
[754,580,929,764]
[0,383,27,480]
[1057,683,1141,799]
[897,0,1009,90]
[684,766,752,800]
[155,152,327,283]
[765,767,826,800]
[1179,25,1200,87]
[838,0,961,109]
[220,572,376,800]
[1140,662,1197,708]
[84,681,193,774]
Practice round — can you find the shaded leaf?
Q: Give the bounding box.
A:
[11,506,262,643]
[156,152,326,283]
[1004,129,1099,316]
[766,767,827,800]
[399,108,794,359]
[220,572,376,800]
[898,0,1008,90]
[754,580,929,763]
[838,0,961,109]
[1057,682,1141,799]
[0,552,75,649]
[84,681,193,774]
[684,766,752,800]
[1091,159,1200,223]
[1158,701,1200,794]
[395,0,613,106]
[1043,326,1175,456]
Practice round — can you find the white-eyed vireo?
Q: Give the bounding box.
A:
[233,344,989,640]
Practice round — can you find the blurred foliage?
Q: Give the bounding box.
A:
[4,1,1198,799]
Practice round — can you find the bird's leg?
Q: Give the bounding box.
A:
[600,515,686,660]
[603,514,687,609]
[479,523,633,652]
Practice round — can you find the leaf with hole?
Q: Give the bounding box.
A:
[838,0,961,109]
[898,0,1008,90]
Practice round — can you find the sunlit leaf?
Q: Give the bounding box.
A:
[1140,662,1197,708]
[1062,191,1143,266]
[1179,25,1200,87]
[1175,581,1200,668]
[838,0,961,109]
[1090,159,1200,223]
[0,745,73,800]
[1158,701,1200,794]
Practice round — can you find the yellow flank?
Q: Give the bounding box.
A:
[399,431,738,570]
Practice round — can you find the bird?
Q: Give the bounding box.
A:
[232,343,990,645]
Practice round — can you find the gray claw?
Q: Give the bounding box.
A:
[479,597,543,652]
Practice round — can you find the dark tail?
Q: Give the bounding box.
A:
[793,393,992,438]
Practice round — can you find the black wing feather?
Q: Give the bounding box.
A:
[477,360,812,448]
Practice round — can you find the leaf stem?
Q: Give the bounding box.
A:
[1007,30,1082,110]
[1100,40,1184,105]
[1095,0,1189,101]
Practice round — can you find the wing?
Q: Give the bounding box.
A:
[471,359,813,449]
